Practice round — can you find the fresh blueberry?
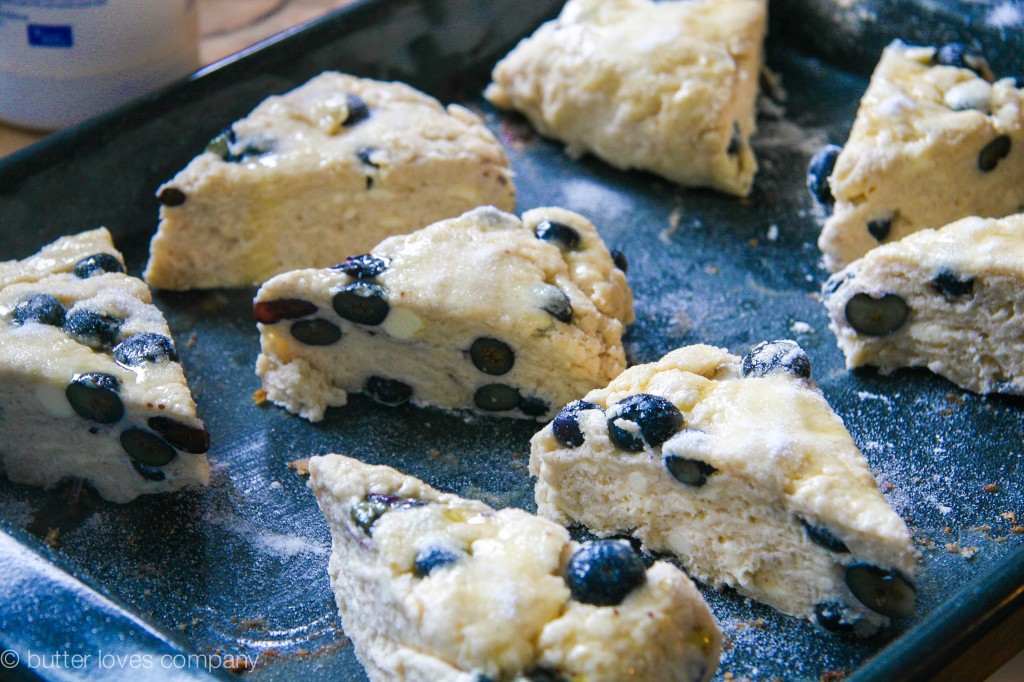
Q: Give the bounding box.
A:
[473,384,521,412]
[534,220,581,251]
[254,298,318,324]
[741,339,811,379]
[12,294,65,327]
[413,547,460,577]
[350,493,423,535]
[844,563,915,618]
[867,216,892,242]
[610,249,628,273]
[524,667,569,682]
[343,93,371,126]
[931,269,975,300]
[664,455,717,487]
[801,519,850,554]
[518,395,549,417]
[66,372,124,424]
[814,602,857,634]
[565,539,647,606]
[331,254,389,280]
[552,400,601,447]
[807,144,842,206]
[332,282,389,325]
[844,293,909,336]
[364,376,412,406]
[290,319,342,346]
[356,147,380,168]
[607,394,684,452]
[131,460,167,482]
[978,135,1011,172]
[113,333,178,367]
[469,337,515,375]
[72,253,125,278]
[148,416,210,454]
[157,187,187,206]
[120,428,176,467]
[64,309,120,350]
[539,285,572,323]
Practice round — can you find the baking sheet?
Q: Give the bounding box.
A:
[1,0,1023,680]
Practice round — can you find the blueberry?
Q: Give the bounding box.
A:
[534,220,581,251]
[552,400,601,447]
[607,394,684,452]
[844,563,915,618]
[539,285,572,323]
[343,93,371,126]
[867,215,892,242]
[473,384,520,412]
[157,187,187,207]
[72,253,125,278]
[331,254,389,280]
[814,602,857,634]
[844,293,909,336]
[12,294,66,327]
[413,546,460,577]
[726,122,743,155]
[469,337,515,375]
[519,395,549,417]
[524,667,569,682]
[148,416,210,454]
[254,298,318,324]
[332,282,389,325]
[290,319,342,346]
[365,376,412,406]
[208,128,274,163]
[356,147,380,169]
[664,455,716,487]
[807,144,841,206]
[120,428,176,467]
[931,269,975,300]
[610,249,628,273]
[64,309,120,350]
[131,460,166,482]
[978,135,1011,172]
[565,539,647,606]
[350,493,423,535]
[112,333,178,367]
[66,372,124,424]
[741,339,811,379]
[933,43,992,80]
[801,519,850,553]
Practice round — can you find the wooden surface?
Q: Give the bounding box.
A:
[0,0,357,157]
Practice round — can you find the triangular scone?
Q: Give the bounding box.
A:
[308,454,721,682]
[145,72,516,290]
[0,229,210,503]
[255,206,634,422]
[823,213,1024,394]
[530,342,916,635]
[816,41,1024,271]
[485,0,765,196]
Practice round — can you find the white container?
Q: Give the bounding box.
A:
[0,0,199,131]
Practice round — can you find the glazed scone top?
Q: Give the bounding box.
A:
[182,71,514,183]
[575,344,915,573]
[486,0,765,196]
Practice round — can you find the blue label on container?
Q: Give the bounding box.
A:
[27,24,73,48]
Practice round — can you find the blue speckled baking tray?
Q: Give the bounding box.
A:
[1,1,1023,680]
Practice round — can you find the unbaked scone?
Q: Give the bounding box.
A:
[308,453,722,682]
[823,213,1024,394]
[529,341,916,635]
[255,205,634,422]
[145,71,516,290]
[815,41,1024,271]
[0,229,210,503]
[485,0,765,196]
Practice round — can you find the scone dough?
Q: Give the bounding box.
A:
[145,71,516,290]
[823,213,1024,394]
[0,229,210,503]
[255,206,634,422]
[308,453,722,682]
[530,342,916,634]
[818,41,1024,271]
[486,0,765,196]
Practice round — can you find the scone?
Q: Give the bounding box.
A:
[0,229,210,503]
[823,213,1024,394]
[485,0,765,196]
[145,71,516,290]
[254,205,634,422]
[529,341,916,635]
[815,41,1024,271]
[308,454,722,682]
